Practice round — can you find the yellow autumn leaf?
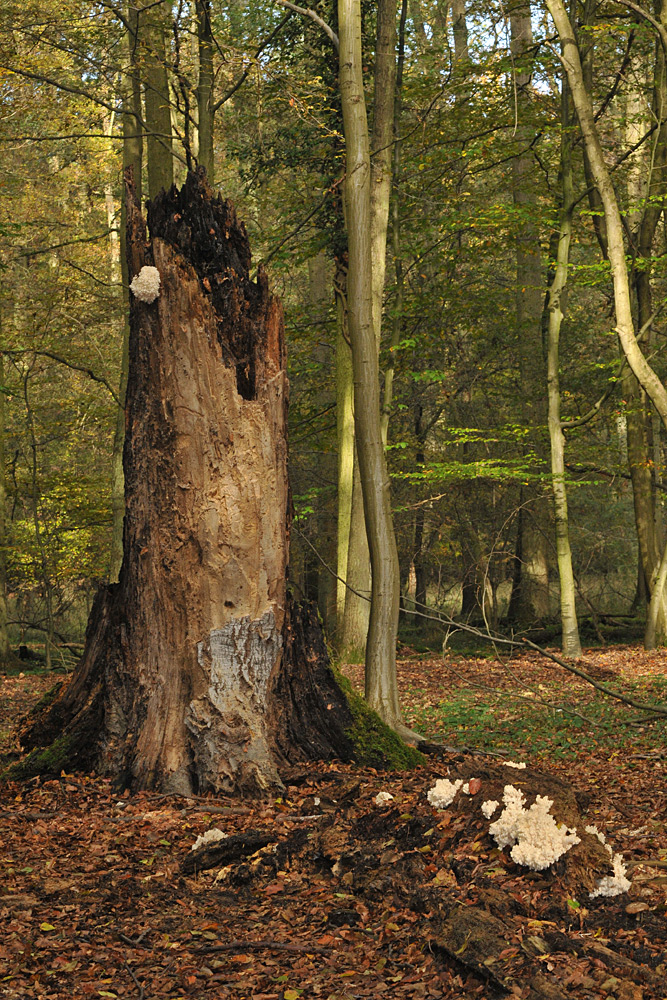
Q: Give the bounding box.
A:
[39,923,55,932]
[284,991,301,999]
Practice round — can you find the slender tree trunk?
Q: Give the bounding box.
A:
[335,262,356,630]
[545,70,581,658]
[338,0,413,737]
[341,450,371,657]
[196,0,214,183]
[110,7,145,583]
[140,0,174,199]
[340,0,397,658]
[0,348,12,665]
[381,0,408,444]
[507,3,550,623]
[547,0,667,646]
[20,171,368,790]
[23,372,54,671]
[370,0,396,347]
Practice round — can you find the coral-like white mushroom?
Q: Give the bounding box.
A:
[488,784,580,871]
[427,778,463,809]
[482,799,500,819]
[374,791,394,806]
[590,853,631,898]
[503,760,526,769]
[130,265,161,303]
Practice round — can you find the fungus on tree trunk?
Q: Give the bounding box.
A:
[18,169,381,793]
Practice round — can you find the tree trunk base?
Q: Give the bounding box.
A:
[7,170,423,793]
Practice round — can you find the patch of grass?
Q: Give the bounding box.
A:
[409,687,667,760]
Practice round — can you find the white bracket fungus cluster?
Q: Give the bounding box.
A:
[130,265,161,304]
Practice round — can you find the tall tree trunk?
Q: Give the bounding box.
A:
[545,68,581,658]
[339,0,397,658]
[110,6,145,583]
[547,0,667,647]
[630,14,667,643]
[196,0,214,183]
[341,452,371,658]
[0,348,12,665]
[141,0,174,199]
[338,0,413,737]
[507,3,550,623]
[381,0,408,444]
[19,171,369,791]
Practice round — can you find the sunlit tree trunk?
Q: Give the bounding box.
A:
[340,0,397,659]
[547,0,667,647]
[140,0,174,199]
[545,69,581,658]
[338,0,413,736]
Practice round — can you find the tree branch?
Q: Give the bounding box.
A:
[272,0,339,50]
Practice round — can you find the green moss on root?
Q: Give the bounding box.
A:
[1,732,75,782]
[331,664,425,770]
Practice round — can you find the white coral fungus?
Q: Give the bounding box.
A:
[488,784,580,871]
[503,760,526,769]
[191,827,228,851]
[427,778,463,809]
[374,791,394,806]
[481,799,499,819]
[130,265,161,303]
[590,853,631,898]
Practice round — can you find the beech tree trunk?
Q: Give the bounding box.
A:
[19,170,363,793]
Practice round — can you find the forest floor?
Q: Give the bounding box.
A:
[1,644,666,1000]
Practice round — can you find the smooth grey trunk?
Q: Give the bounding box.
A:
[338,0,413,736]
[545,72,581,658]
[381,0,408,444]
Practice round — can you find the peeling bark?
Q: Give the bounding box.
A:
[19,170,361,793]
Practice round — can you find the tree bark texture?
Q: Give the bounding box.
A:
[338,0,407,734]
[140,0,174,199]
[545,73,581,658]
[20,170,362,792]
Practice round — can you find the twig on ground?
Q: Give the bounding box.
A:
[124,961,145,999]
[197,939,332,955]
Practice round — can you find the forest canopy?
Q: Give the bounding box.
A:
[0,0,665,671]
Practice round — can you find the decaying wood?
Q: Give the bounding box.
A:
[181,829,275,874]
[19,169,358,794]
